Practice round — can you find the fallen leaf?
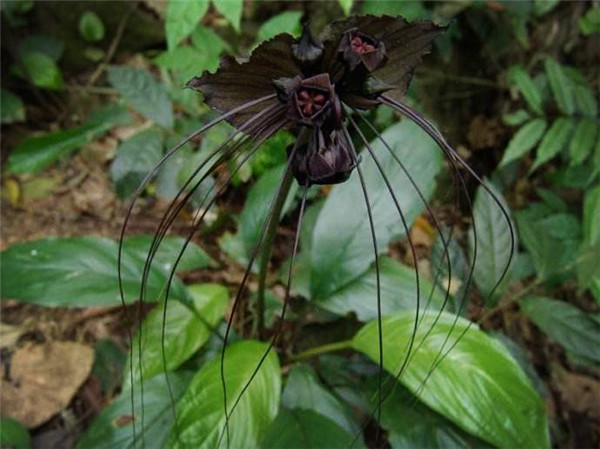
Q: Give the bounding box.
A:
[1,341,94,428]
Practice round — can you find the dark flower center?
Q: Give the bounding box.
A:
[296,88,327,117]
[350,35,376,55]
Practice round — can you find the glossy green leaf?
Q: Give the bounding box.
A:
[339,0,353,15]
[239,164,298,256]
[76,372,190,449]
[0,418,31,449]
[79,11,105,42]
[467,183,515,305]
[212,0,243,32]
[14,51,63,90]
[282,364,359,435]
[1,88,25,124]
[521,296,600,362]
[260,409,364,449]
[352,311,549,449]
[108,66,173,129]
[507,65,544,115]
[0,236,188,307]
[501,109,530,127]
[124,235,215,273]
[545,58,575,115]
[126,284,228,386]
[167,340,281,449]
[110,128,164,199]
[579,6,600,35]
[165,0,209,50]
[315,257,447,321]
[500,118,547,167]
[7,104,131,174]
[516,208,581,280]
[531,118,575,172]
[310,120,442,300]
[569,119,598,165]
[257,11,302,41]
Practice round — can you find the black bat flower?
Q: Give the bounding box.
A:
[119,14,514,448]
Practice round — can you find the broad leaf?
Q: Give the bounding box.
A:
[507,65,544,115]
[126,284,228,386]
[165,0,209,50]
[569,119,598,165]
[110,128,164,199]
[76,372,190,449]
[14,51,63,90]
[468,183,515,305]
[0,236,188,307]
[212,0,243,32]
[0,89,25,124]
[0,418,31,449]
[282,364,359,435]
[315,257,448,321]
[545,58,575,115]
[362,0,429,20]
[310,120,442,299]
[521,296,600,363]
[573,83,598,117]
[108,66,173,129]
[339,0,353,15]
[167,340,281,448]
[579,6,600,35]
[79,11,105,42]
[531,117,575,172]
[500,118,547,166]
[260,409,364,449]
[257,11,303,41]
[353,311,550,449]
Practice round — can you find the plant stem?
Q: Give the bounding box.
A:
[287,340,354,362]
[255,166,295,339]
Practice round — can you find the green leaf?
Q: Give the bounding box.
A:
[352,311,550,449]
[1,88,25,124]
[531,117,575,172]
[7,104,131,174]
[467,183,515,305]
[534,0,560,16]
[339,0,353,15]
[0,236,188,307]
[17,34,64,62]
[167,340,281,448]
[569,119,598,165]
[212,0,243,32]
[579,6,600,36]
[521,296,600,362]
[76,372,190,449]
[362,0,429,20]
[310,120,442,300]
[110,128,164,199]
[260,409,364,449]
[500,118,547,167]
[108,66,174,129]
[573,83,598,117]
[583,184,600,245]
[250,130,294,176]
[515,208,581,280]
[545,58,575,115]
[124,235,215,274]
[92,340,126,394]
[239,164,298,256]
[14,51,63,90]
[257,11,303,42]
[165,0,209,50]
[126,284,228,386]
[79,11,105,42]
[501,109,530,127]
[0,418,31,449]
[282,364,359,436]
[315,257,448,321]
[507,65,544,115]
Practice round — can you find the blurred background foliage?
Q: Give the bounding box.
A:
[1,1,599,448]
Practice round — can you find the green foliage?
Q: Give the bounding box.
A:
[1,88,26,124]
[79,11,105,42]
[353,311,550,449]
[165,0,209,50]
[108,66,174,129]
[12,51,64,90]
[257,11,303,42]
[579,6,600,35]
[0,418,31,449]
[7,104,132,174]
[168,340,281,448]
[212,0,244,33]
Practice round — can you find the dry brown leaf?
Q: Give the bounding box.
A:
[1,341,94,428]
